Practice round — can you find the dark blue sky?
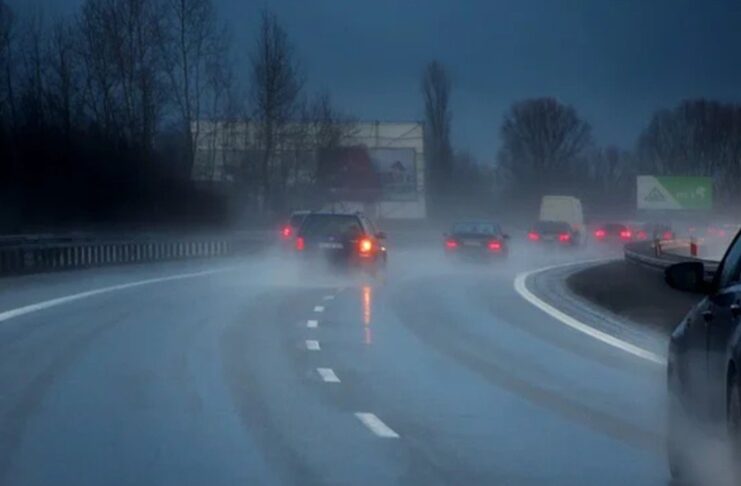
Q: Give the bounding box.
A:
[9,0,741,163]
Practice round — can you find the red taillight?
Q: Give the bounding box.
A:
[295,237,305,251]
[281,226,292,238]
[445,239,458,249]
[662,231,673,240]
[358,237,374,256]
[619,230,632,240]
[488,240,502,251]
[558,233,571,242]
[594,229,606,239]
[528,232,540,241]
[636,230,648,240]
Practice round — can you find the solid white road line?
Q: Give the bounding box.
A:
[314,306,325,313]
[513,261,666,366]
[307,319,319,328]
[317,368,340,383]
[322,295,335,301]
[305,340,321,351]
[0,268,232,324]
[354,413,400,438]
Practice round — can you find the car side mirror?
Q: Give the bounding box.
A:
[665,262,709,294]
[376,231,387,240]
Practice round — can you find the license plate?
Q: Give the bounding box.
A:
[463,240,481,247]
[543,235,555,241]
[319,242,344,249]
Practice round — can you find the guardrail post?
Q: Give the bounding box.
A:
[690,237,698,257]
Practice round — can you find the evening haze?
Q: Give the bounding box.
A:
[8,0,741,163]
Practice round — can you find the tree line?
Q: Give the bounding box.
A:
[0,0,352,231]
[2,0,738,231]
[422,62,741,218]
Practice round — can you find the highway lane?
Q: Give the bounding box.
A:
[0,246,670,485]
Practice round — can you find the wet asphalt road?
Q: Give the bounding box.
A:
[0,245,671,485]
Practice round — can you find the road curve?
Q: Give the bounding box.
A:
[0,247,670,485]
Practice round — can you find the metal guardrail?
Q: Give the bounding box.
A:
[0,231,270,276]
[624,240,720,278]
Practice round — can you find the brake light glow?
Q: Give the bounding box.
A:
[662,231,673,240]
[636,230,648,240]
[528,232,540,241]
[445,239,458,249]
[558,233,571,242]
[619,230,632,240]
[594,229,606,239]
[488,240,502,251]
[281,226,292,238]
[359,238,374,256]
[295,237,305,251]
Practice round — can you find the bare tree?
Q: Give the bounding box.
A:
[421,60,452,213]
[45,18,80,141]
[250,9,303,212]
[497,97,592,196]
[162,0,229,174]
[637,100,741,205]
[77,0,166,153]
[0,1,16,127]
[17,9,49,129]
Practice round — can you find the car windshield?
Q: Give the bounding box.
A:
[452,222,500,235]
[534,221,570,233]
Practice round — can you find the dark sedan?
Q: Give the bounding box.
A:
[592,223,633,244]
[444,221,509,260]
[527,221,579,247]
[294,212,387,274]
[666,228,741,482]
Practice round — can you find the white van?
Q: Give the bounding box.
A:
[539,196,585,241]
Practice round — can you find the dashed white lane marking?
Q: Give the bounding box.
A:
[354,413,399,438]
[322,295,335,301]
[305,340,321,351]
[513,261,666,366]
[317,368,340,383]
[0,268,231,324]
[313,306,325,313]
[307,320,318,328]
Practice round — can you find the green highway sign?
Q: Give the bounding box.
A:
[637,176,713,210]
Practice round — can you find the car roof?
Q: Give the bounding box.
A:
[452,221,502,229]
[303,211,365,217]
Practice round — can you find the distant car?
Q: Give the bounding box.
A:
[527,221,579,247]
[539,196,585,243]
[687,222,738,241]
[279,210,310,243]
[666,228,741,481]
[294,212,387,274]
[443,221,509,260]
[592,223,634,243]
[633,222,674,241]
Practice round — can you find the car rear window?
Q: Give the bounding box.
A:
[300,215,364,237]
[603,223,627,233]
[534,221,570,233]
[289,214,307,227]
[453,222,501,235]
